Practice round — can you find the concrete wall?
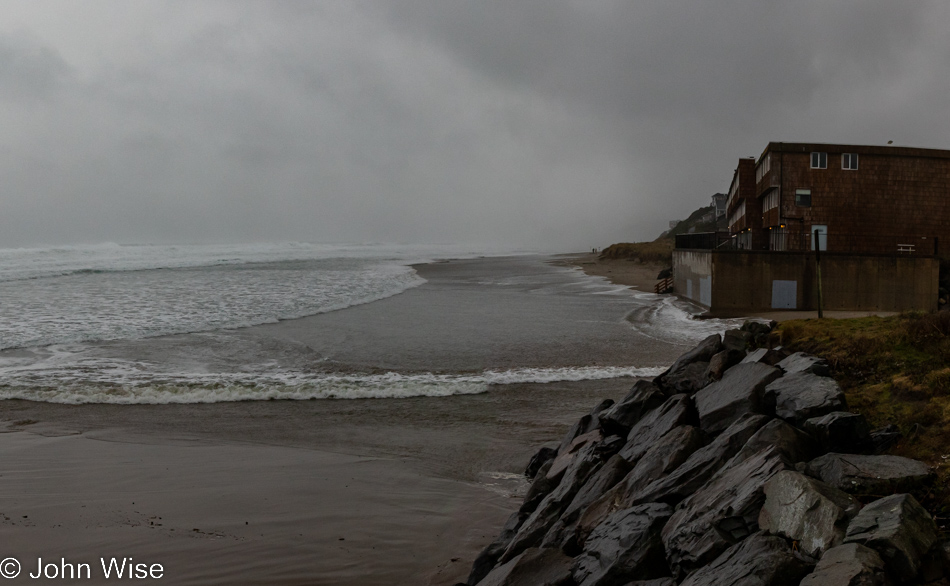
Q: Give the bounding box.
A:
[673,249,938,312]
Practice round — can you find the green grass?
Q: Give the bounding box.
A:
[599,239,674,264]
[775,313,950,519]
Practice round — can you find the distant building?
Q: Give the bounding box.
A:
[710,192,727,220]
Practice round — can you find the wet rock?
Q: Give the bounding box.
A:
[704,348,746,382]
[694,363,782,435]
[630,413,771,506]
[803,412,872,454]
[661,446,791,577]
[741,347,787,366]
[619,394,698,463]
[521,460,558,514]
[663,361,711,395]
[759,470,862,557]
[573,426,704,548]
[723,328,753,354]
[655,334,722,391]
[868,425,902,455]
[503,443,605,561]
[844,493,939,582]
[777,352,832,377]
[733,418,819,465]
[572,503,673,586]
[548,430,603,481]
[678,531,815,586]
[804,454,934,495]
[467,511,528,585]
[623,580,676,586]
[474,547,574,586]
[764,372,847,426]
[543,454,632,550]
[525,446,558,479]
[799,543,889,586]
[559,414,594,454]
[598,380,666,437]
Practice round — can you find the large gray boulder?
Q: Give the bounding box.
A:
[732,418,818,465]
[844,493,939,582]
[548,430,603,481]
[467,511,527,585]
[661,446,791,577]
[705,348,746,382]
[663,361,711,395]
[572,426,704,548]
[598,380,666,437]
[629,413,771,506]
[777,352,831,377]
[621,580,676,586]
[764,371,847,426]
[799,543,890,586]
[723,328,753,354]
[619,394,698,463]
[503,443,605,561]
[559,399,613,454]
[521,460,558,514]
[804,454,934,495]
[741,347,787,366]
[525,446,558,479]
[694,363,782,435]
[758,470,862,557]
[803,412,872,454]
[572,503,673,586]
[678,532,815,586]
[655,334,722,391]
[474,547,574,586]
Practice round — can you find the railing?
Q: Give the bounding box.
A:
[763,229,938,256]
[674,232,732,250]
[654,276,673,294]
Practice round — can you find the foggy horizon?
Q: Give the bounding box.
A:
[3,1,949,252]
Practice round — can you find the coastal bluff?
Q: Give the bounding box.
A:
[459,322,949,586]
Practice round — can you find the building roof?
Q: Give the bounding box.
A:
[759,142,950,161]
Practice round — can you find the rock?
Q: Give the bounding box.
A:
[844,493,939,582]
[678,531,815,586]
[629,413,771,506]
[573,426,704,548]
[764,372,847,426]
[520,460,558,514]
[799,543,889,586]
[657,267,672,280]
[733,418,819,465]
[741,347,787,366]
[741,320,775,349]
[663,361,711,395]
[758,470,862,557]
[694,363,782,435]
[622,580,676,586]
[723,328,753,354]
[619,394,698,463]
[467,511,527,585]
[571,503,673,586]
[803,412,872,454]
[525,446,558,479]
[542,454,632,551]
[655,334,722,391]
[598,380,666,437]
[474,547,574,586]
[804,453,934,495]
[559,414,594,454]
[777,352,832,377]
[868,425,902,455]
[705,348,746,382]
[661,446,791,577]
[548,430,603,481]
[503,443,606,561]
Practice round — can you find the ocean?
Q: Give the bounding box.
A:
[0,242,739,406]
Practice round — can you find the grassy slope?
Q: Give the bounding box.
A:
[600,204,716,264]
[775,313,950,521]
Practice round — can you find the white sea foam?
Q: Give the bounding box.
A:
[0,361,664,405]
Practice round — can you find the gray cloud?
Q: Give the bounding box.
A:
[0,1,948,250]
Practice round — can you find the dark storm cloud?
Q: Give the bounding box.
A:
[1,1,948,250]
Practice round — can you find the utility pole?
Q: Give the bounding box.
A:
[815,228,824,318]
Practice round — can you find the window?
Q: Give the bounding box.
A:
[810,152,827,169]
[842,153,858,170]
[795,189,811,207]
[756,154,771,183]
[762,188,780,212]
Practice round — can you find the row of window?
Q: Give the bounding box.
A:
[760,187,812,210]
[755,154,771,183]
[811,152,858,170]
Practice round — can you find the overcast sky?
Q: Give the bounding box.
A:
[2,1,949,251]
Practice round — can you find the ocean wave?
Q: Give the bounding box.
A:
[0,364,665,405]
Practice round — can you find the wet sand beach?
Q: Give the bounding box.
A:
[0,256,718,584]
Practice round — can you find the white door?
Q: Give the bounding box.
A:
[811,225,828,251]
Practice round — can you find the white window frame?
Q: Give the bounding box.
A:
[810,152,827,169]
[795,189,812,207]
[842,153,858,170]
